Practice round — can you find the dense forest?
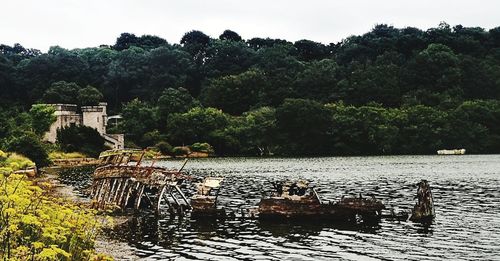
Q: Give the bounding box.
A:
[1,22,500,158]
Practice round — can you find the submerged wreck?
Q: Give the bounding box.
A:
[258,181,385,222]
[88,149,435,225]
[190,177,225,217]
[90,149,191,214]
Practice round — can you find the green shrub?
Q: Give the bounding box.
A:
[56,125,106,158]
[5,131,51,167]
[172,146,190,156]
[189,142,214,153]
[155,141,173,155]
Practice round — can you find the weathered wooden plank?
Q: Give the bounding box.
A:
[155,185,167,214]
[174,185,192,209]
[117,179,129,207]
[122,181,135,209]
[134,184,145,209]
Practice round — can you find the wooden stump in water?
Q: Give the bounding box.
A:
[410,180,435,222]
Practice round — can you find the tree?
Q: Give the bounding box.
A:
[275,99,333,155]
[340,54,401,107]
[147,46,192,97]
[77,85,104,105]
[56,125,106,157]
[293,59,341,102]
[413,43,462,92]
[243,107,277,155]
[29,104,56,136]
[113,33,139,51]
[76,47,118,88]
[293,40,329,61]
[121,99,158,146]
[448,100,500,153]
[106,47,149,105]
[16,47,87,104]
[255,44,304,106]
[0,54,15,102]
[5,131,51,167]
[219,30,243,41]
[204,39,256,77]
[180,30,211,63]
[41,81,80,104]
[157,87,198,124]
[166,107,229,146]
[326,103,400,155]
[397,105,450,154]
[202,69,266,115]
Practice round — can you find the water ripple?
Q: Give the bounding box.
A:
[64,155,500,260]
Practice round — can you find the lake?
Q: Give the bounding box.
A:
[62,155,500,260]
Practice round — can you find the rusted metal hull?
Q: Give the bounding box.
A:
[258,197,384,222]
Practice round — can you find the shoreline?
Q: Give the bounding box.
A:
[39,167,139,260]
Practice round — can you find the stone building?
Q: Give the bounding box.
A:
[42,102,124,149]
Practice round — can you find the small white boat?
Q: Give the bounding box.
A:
[437,149,466,155]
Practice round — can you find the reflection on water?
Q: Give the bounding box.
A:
[62,155,500,260]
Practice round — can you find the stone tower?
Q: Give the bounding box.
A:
[81,102,107,135]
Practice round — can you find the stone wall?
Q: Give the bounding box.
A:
[40,102,124,149]
[44,104,82,143]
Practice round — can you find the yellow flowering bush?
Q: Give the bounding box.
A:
[0,161,112,260]
[0,150,36,171]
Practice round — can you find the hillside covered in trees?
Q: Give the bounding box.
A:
[1,22,500,157]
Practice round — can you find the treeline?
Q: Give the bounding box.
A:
[122,98,500,155]
[1,22,500,156]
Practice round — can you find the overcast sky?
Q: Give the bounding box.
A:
[1,0,500,52]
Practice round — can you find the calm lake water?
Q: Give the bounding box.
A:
[62,155,500,260]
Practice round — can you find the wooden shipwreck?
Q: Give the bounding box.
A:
[90,149,191,214]
[258,181,385,222]
[190,177,225,217]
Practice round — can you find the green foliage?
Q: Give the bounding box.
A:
[42,81,80,104]
[2,24,500,156]
[172,146,190,156]
[155,141,173,155]
[140,130,167,147]
[275,99,333,155]
[77,85,103,106]
[166,107,229,146]
[189,142,214,154]
[5,131,51,167]
[56,125,106,158]
[0,171,110,260]
[219,30,243,42]
[202,69,265,115]
[29,104,56,136]
[0,150,35,171]
[121,99,158,146]
[157,87,198,124]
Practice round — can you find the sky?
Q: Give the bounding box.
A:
[1,0,500,52]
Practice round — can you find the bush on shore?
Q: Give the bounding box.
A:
[0,169,111,260]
